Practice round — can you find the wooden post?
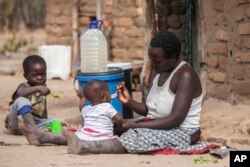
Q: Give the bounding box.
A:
[140,0,157,101]
[96,0,103,20]
[197,0,207,98]
[72,0,79,62]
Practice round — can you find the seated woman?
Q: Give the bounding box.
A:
[18,31,215,154]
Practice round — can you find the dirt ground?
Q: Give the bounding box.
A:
[1,56,249,167]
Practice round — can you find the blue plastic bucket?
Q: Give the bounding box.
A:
[76,67,124,116]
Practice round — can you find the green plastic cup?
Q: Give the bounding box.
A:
[50,120,62,133]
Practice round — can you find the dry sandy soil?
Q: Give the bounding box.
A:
[0,54,249,167]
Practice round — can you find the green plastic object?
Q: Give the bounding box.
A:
[51,120,62,133]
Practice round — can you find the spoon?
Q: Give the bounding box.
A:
[111,91,117,98]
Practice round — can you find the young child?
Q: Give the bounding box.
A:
[75,79,125,141]
[5,55,55,135]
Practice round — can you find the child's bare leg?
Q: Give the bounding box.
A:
[18,121,67,146]
[7,97,36,135]
[62,128,126,154]
[22,112,36,126]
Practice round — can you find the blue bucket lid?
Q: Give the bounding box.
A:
[76,67,124,81]
[77,67,123,76]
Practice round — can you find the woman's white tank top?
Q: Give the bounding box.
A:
[146,61,203,128]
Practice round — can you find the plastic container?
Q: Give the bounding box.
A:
[108,63,133,118]
[76,67,124,115]
[80,20,108,73]
[39,45,71,80]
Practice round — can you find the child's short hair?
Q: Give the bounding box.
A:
[23,55,46,74]
[83,80,106,93]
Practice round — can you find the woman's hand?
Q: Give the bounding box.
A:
[116,82,131,104]
[122,119,137,129]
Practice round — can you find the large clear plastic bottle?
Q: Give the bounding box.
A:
[80,20,108,73]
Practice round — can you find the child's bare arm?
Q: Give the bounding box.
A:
[112,113,126,124]
[16,84,50,97]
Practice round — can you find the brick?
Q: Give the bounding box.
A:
[208,72,227,83]
[113,18,133,27]
[215,29,229,41]
[104,5,113,14]
[62,8,72,16]
[136,0,143,7]
[212,0,224,12]
[235,52,250,63]
[237,0,250,5]
[52,26,71,36]
[111,38,124,47]
[218,56,228,70]
[235,39,244,49]
[125,27,144,37]
[234,66,246,80]
[127,48,144,59]
[55,16,71,26]
[111,48,127,57]
[216,84,229,100]
[246,6,250,18]
[81,0,96,5]
[134,17,145,27]
[136,8,143,16]
[105,0,113,5]
[79,5,96,14]
[206,56,218,67]
[123,7,141,17]
[167,14,182,29]
[207,43,228,55]
[112,27,126,37]
[79,16,90,25]
[48,6,61,15]
[233,81,250,95]
[119,0,136,7]
[120,38,145,48]
[112,7,125,17]
[112,57,129,62]
[244,38,250,49]
[60,36,72,45]
[234,7,245,22]
[246,66,250,78]
[214,13,223,26]
[133,39,145,48]
[238,23,250,35]
[45,14,56,25]
[206,83,217,96]
[170,0,185,14]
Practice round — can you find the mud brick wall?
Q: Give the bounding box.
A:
[203,0,250,103]
[77,0,145,62]
[45,0,250,102]
[155,0,186,60]
[45,0,73,45]
[110,0,145,61]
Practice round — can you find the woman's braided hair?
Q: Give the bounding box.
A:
[150,31,181,59]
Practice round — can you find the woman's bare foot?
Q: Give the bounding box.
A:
[18,121,42,146]
[62,127,81,154]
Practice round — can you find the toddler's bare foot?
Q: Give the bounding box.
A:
[62,127,81,154]
[18,121,41,146]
